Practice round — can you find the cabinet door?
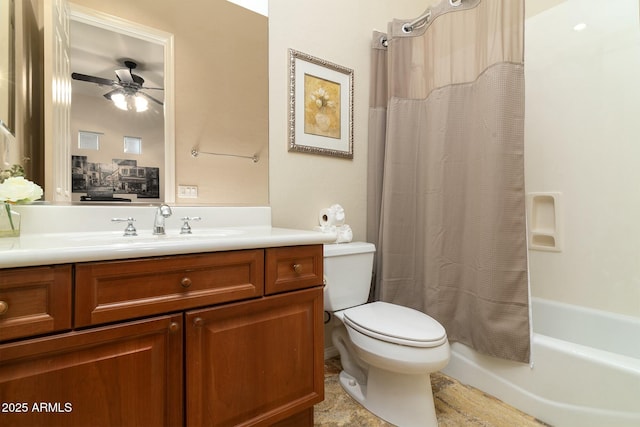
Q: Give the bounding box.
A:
[0,314,183,427]
[186,287,324,427]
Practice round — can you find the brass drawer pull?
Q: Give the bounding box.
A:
[292,263,303,274]
[0,300,8,315]
[181,277,192,288]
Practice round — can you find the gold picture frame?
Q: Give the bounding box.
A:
[288,49,354,159]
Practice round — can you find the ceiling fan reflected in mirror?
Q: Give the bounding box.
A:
[71,60,163,113]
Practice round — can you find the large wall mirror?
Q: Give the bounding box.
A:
[0,0,15,138]
[6,0,269,206]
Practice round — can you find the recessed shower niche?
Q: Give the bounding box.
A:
[527,192,563,252]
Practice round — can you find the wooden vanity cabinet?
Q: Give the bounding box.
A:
[0,244,324,427]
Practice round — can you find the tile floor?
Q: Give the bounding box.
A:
[314,357,550,426]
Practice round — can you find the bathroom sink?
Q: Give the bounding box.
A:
[66,228,247,244]
[165,228,247,238]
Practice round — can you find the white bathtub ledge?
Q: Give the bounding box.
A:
[444,310,640,427]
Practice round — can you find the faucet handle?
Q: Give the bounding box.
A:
[180,216,202,234]
[111,217,137,236]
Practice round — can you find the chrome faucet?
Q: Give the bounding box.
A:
[153,204,173,235]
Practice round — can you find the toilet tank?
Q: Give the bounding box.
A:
[323,242,376,312]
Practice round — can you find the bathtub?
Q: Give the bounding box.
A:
[441,297,640,427]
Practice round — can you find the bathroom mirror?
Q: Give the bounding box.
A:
[11,0,269,205]
[0,0,15,137]
[68,6,171,203]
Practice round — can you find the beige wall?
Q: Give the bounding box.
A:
[268,0,433,239]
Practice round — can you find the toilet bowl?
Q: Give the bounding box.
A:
[324,242,450,427]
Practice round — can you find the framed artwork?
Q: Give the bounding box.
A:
[288,49,354,159]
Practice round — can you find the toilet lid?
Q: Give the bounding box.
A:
[342,302,447,348]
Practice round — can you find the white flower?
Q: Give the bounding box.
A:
[0,176,44,204]
[310,87,335,111]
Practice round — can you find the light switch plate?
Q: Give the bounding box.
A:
[178,185,198,198]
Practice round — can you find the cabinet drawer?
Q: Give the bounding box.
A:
[265,245,323,295]
[75,250,264,327]
[0,265,72,342]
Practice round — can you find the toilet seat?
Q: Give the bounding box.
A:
[342,301,447,348]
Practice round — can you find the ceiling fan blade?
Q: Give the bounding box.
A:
[71,72,116,86]
[102,89,121,100]
[115,68,134,83]
[138,91,164,106]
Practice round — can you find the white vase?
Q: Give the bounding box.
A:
[315,112,331,132]
[0,203,21,237]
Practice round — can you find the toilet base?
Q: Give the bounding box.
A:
[339,367,437,427]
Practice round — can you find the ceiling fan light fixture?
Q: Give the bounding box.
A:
[111,92,128,111]
[72,59,163,113]
[134,95,149,112]
[109,91,148,113]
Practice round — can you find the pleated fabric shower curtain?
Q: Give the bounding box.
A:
[367,0,530,363]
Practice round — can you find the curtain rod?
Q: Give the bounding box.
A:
[190,148,259,163]
[402,0,463,34]
[402,11,432,33]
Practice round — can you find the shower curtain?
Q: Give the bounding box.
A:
[367,0,530,363]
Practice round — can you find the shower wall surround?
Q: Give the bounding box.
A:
[524,0,640,317]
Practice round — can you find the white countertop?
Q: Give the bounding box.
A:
[1,205,337,268]
[0,226,336,268]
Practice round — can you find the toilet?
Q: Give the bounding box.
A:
[324,242,450,427]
